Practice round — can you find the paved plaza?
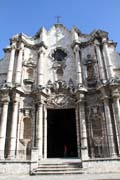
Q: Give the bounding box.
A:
[0,173,120,180]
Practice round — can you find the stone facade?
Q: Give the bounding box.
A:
[0,24,120,174]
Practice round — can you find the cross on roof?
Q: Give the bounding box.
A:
[55,16,61,24]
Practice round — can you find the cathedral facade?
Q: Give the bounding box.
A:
[0,24,120,174]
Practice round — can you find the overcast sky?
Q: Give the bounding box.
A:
[0,0,120,58]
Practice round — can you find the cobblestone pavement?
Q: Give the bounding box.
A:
[0,173,120,180]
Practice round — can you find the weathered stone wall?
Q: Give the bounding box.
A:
[0,161,31,174]
[83,159,120,173]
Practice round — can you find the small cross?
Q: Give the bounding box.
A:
[55,16,61,24]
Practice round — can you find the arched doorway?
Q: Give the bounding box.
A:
[47,109,78,158]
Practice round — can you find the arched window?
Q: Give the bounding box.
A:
[27,68,33,80]
[56,68,63,79]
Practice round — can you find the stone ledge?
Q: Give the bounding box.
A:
[0,160,37,163]
[83,157,120,162]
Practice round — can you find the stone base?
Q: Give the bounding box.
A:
[83,158,120,173]
[0,158,120,175]
[0,160,37,175]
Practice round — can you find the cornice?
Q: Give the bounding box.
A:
[107,40,117,48]
[90,29,108,39]
[71,41,81,49]
[35,41,48,49]
[9,33,47,50]
[71,38,95,49]
[3,46,11,53]
[20,38,47,50]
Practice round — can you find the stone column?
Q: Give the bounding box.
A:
[103,97,116,157]
[75,105,81,158]
[38,47,45,86]
[0,100,9,159]
[112,94,120,155]
[8,93,20,159]
[15,43,24,85]
[7,42,16,84]
[95,44,106,82]
[31,109,35,148]
[79,94,89,160]
[102,40,114,79]
[74,45,82,85]
[37,103,43,160]
[43,106,47,159]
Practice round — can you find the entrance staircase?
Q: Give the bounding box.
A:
[31,158,84,175]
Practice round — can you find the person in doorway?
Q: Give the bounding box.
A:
[64,144,68,157]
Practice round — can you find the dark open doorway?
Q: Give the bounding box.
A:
[47,109,77,158]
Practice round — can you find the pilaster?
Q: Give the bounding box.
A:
[38,46,46,86]
[102,39,114,80]
[103,97,116,157]
[95,44,106,82]
[15,42,24,85]
[79,94,89,160]
[74,45,82,85]
[31,108,36,148]
[43,106,47,159]
[75,105,81,158]
[112,91,120,155]
[36,102,43,160]
[0,98,9,159]
[8,93,20,159]
[7,42,16,84]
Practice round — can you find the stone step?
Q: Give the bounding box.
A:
[31,162,83,175]
[32,169,84,175]
[38,163,81,168]
[38,158,81,164]
[36,167,82,171]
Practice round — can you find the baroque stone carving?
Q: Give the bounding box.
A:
[0,92,10,102]
[46,79,76,94]
[0,83,10,102]
[23,58,36,68]
[46,94,75,108]
[109,77,120,85]
[86,94,109,158]
[52,61,66,70]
